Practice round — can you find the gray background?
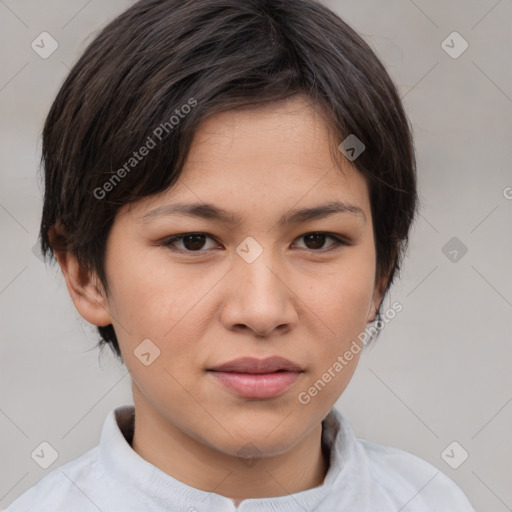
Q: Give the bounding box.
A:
[1,0,511,510]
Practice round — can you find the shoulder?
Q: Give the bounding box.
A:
[4,446,104,512]
[355,438,475,511]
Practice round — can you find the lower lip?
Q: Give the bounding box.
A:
[208,371,302,399]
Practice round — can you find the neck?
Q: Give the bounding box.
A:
[130,402,330,504]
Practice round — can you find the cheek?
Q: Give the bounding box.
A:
[104,248,219,379]
[298,261,374,407]
[104,243,189,332]
[307,252,376,330]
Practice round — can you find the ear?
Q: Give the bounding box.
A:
[48,225,113,327]
[367,274,387,323]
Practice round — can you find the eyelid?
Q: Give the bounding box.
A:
[163,232,220,252]
[161,231,350,254]
[293,233,349,251]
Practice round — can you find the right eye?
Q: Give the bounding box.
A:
[161,233,220,253]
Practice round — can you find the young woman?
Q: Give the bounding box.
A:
[6,1,475,510]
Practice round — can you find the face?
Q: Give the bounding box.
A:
[72,95,383,461]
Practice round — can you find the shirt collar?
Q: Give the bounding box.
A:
[99,404,356,512]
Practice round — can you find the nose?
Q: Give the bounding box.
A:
[220,245,299,337]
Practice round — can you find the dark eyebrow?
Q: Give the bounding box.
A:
[140,200,366,225]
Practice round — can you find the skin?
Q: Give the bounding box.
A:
[50,94,386,506]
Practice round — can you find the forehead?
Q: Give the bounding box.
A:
[124,96,371,222]
[186,96,340,172]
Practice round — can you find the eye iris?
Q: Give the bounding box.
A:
[174,233,333,251]
[183,234,206,251]
[304,233,326,249]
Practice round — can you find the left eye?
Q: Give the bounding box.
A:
[162,232,347,253]
[293,232,347,251]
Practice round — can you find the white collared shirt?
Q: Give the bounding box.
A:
[4,404,475,511]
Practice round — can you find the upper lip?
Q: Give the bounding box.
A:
[208,356,303,374]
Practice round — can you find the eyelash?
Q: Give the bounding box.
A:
[161,232,349,255]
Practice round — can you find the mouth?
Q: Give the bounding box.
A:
[208,356,304,374]
[207,356,304,399]
[207,370,302,399]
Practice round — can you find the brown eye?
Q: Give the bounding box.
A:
[163,233,218,252]
[294,232,347,252]
[162,231,347,255]
[181,234,207,250]
[303,233,327,249]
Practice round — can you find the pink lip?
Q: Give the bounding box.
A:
[208,371,301,399]
[209,356,303,373]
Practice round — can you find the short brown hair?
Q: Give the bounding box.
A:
[39,0,418,361]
